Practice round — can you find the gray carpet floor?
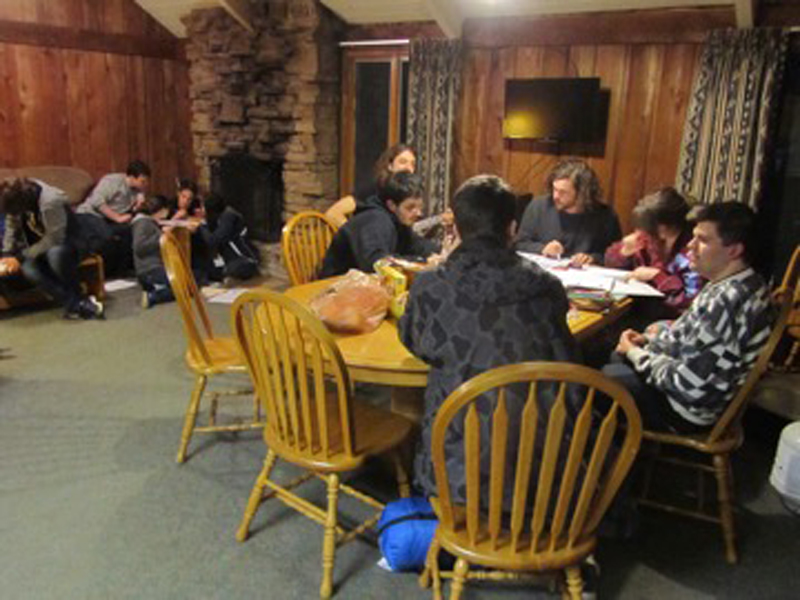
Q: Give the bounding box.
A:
[1,284,798,599]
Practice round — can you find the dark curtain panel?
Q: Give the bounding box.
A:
[676,28,788,209]
[407,39,462,215]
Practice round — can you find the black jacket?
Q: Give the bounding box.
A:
[399,237,580,501]
[320,198,436,277]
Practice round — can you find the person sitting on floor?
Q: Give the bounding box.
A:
[605,187,703,316]
[320,171,438,278]
[398,174,579,501]
[169,179,204,221]
[0,177,104,319]
[515,158,622,265]
[132,195,180,309]
[198,193,260,283]
[75,160,150,275]
[602,202,773,433]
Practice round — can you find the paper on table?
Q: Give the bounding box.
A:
[517,251,664,297]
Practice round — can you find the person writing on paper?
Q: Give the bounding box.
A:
[605,187,703,315]
[515,159,621,265]
[602,202,772,432]
[169,179,204,221]
[398,174,578,500]
[320,171,438,277]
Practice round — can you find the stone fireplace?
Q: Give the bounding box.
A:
[183,0,343,281]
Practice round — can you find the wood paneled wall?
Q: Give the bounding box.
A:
[455,9,734,233]
[0,0,193,196]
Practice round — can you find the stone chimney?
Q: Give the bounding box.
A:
[183,0,343,280]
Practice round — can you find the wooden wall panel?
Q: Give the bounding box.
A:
[455,36,701,233]
[0,0,193,195]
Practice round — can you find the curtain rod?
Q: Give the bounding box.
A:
[339,39,410,47]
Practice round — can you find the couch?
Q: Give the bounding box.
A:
[0,166,104,309]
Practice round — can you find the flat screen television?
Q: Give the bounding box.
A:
[503,78,609,143]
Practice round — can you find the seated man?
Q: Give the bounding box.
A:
[76,160,150,273]
[515,159,621,265]
[0,177,104,319]
[320,171,437,277]
[603,202,772,432]
[398,174,579,500]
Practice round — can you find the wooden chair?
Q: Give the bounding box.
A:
[231,289,413,599]
[769,244,800,371]
[281,211,337,286]
[638,289,796,564]
[160,231,262,463]
[421,362,642,600]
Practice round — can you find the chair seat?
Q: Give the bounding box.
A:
[266,393,413,473]
[185,336,246,375]
[431,502,596,573]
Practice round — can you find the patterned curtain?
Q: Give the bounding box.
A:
[407,39,462,215]
[676,28,788,209]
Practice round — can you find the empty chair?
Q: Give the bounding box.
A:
[421,362,642,599]
[638,288,795,563]
[281,211,337,286]
[231,289,413,598]
[160,231,262,463]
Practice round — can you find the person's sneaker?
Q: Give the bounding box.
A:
[85,295,105,319]
[580,555,600,600]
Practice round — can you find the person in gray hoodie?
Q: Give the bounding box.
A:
[0,177,103,319]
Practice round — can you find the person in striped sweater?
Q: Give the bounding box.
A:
[603,202,772,432]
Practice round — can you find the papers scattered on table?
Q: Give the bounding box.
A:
[104,279,139,292]
[518,252,664,298]
[203,287,249,304]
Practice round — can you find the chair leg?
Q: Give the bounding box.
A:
[431,537,443,599]
[450,558,469,600]
[391,451,411,498]
[177,375,207,463]
[564,566,584,600]
[418,533,439,589]
[236,449,278,542]
[713,453,738,564]
[320,473,340,599]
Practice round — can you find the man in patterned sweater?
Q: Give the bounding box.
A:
[604,202,772,432]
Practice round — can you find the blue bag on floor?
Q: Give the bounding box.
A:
[376,497,438,572]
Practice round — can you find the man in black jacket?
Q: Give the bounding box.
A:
[320,171,436,277]
[199,193,260,282]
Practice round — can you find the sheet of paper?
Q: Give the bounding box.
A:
[104,279,139,292]
[517,251,664,297]
[206,287,249,304]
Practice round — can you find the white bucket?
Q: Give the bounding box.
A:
[770,421,800,509]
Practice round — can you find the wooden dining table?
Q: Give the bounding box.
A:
[284,277,632,421]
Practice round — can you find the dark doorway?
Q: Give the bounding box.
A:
[211,154,284,242]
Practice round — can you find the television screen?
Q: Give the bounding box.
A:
[503,78,608,143]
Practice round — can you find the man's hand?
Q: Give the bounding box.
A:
[0,257,21,277]
[541,240,565,258]
[616,328,646,354]
[116,213,132,224]
[570,252,594,267]
[629,266,660,282]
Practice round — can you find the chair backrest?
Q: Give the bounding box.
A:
[232,289,359,466]
[281,211,337,286]
[431,362,642,565]
[160,231,216,369]
[774,245,800,335]
[709,272,798,442]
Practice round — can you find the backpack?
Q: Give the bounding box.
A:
[376,497,438,572]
